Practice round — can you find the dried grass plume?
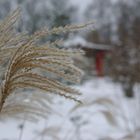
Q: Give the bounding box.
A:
[0,8,93,119]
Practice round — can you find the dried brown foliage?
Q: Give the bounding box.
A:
[0,8,93,119]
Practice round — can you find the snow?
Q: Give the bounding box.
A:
[0,77,139,140]
[64,36,112,50]
[64,36,87,47]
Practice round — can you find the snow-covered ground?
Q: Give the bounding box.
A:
[0,77,139,140]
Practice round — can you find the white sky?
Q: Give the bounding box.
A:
[70,0,118,10]
[70,0,93,22]
[70,0,92,11]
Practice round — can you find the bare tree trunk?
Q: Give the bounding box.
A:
[123,82,134,98]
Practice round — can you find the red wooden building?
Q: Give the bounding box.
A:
[65,36,112,76]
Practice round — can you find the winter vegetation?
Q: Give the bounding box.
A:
[0,8,94,116]
[0,0,140,140]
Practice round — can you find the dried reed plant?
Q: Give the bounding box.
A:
[0,8,93,119]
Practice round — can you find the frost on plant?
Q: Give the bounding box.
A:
[0,8,93,120]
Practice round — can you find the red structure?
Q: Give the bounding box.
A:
[95,51,105,76]
[65,36,112,76]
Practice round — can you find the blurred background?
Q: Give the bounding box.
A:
[0,0,140,140]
